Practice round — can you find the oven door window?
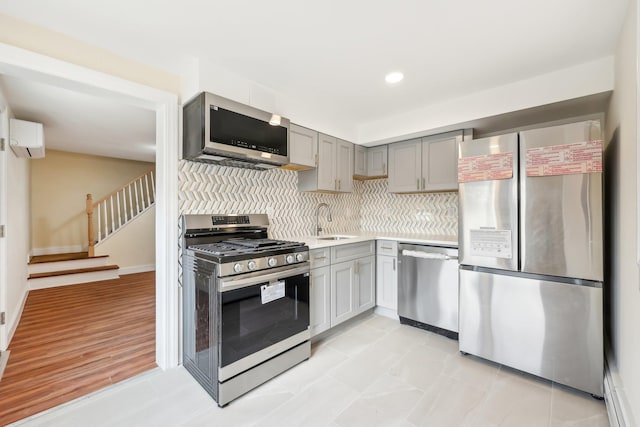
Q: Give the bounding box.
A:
[220,272,309,367]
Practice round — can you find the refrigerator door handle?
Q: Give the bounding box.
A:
[401,250,456,260]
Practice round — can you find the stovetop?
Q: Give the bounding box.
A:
[190,238,305,257]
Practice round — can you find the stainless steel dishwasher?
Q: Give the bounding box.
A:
[398,243,459,339]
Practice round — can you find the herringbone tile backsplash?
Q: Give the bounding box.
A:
[179,161,458,238]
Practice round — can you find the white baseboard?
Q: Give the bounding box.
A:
[605,356,638,427]
[31,245,85,256]
[7,287,28,348]
[118,264,156,275]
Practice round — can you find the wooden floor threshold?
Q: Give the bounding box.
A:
[29,252,109,264]
[28,264,119,279]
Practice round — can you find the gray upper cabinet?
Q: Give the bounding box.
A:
[367,145,388,177]
[287,124,317,170]
[388,131,462,193]
[388,138,422,192]
[354,145,367,176]
[353,145,388,179]
[298,133,353,192]
[336,139,353,192]
[422,133,460,191]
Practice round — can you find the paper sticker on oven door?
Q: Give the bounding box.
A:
[261,281,285,304]
[469,229,512,259]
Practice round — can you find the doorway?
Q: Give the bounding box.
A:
[0,44,180,368]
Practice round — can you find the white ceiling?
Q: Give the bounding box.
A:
[0,0,630,160]
[0,75,156,162]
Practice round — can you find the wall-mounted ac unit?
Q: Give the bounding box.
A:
[9,118,45,159]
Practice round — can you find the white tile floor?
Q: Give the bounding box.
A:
[11,313,608,427]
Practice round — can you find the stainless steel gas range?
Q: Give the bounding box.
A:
[181,214,310,406]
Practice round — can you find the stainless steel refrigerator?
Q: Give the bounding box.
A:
[458,119,603,397]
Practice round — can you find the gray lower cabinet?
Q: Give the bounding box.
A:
[375,240,398,316]
[309,265,331,336]
[331,260,356,326]
[330,241,376,327]
[309,241,376,335]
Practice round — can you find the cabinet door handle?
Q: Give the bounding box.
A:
[416,178,420,190]
[383,162,386,175]
[313,256,327,260]
[381,246,392,250]
[338,179,341,190]
[393,258,396,271]
[315,153,318,167]
[355,260,359,274]
[422,177,426,190]
[334,179,338,190]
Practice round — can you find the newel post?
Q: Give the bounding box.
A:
[86,193,95,257]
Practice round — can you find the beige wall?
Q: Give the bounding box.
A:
[95,206,155,271]
[31,150,154,252]
[604,0,640,423]
[0,14,179,95]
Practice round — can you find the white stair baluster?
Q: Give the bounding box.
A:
[110,195,115,234]
[128,183,134,221]
[150,171,156,202]
[117,190,122,228]
[97,204,102,241]
[134,180,140,213]
[144,174,150,209]
[103,202,109,239]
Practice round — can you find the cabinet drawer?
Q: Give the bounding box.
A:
[309,248,330,269]
[376,240,398,256]
[331,241,375,263]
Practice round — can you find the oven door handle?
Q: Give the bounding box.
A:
[219,263,310,292]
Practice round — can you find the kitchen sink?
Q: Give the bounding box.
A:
[317,235,356,241]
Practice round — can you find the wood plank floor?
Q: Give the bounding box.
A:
[0,272,157,425]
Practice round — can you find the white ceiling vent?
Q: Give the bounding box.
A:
[9,118,45,159]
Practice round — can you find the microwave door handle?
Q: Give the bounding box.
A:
[219,264,309,292]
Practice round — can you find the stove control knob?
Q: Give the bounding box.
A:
[286,255,294,264]
[268,258,277,267]
[296,253,305,262]
[247,261,257,271]
[233,263,244,273]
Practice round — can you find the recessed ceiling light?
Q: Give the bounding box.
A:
[385,72,404,84]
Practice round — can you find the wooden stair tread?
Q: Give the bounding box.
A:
[29,253,109,265]
[28,265,119,280]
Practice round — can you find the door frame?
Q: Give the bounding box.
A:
[0,43,180,369]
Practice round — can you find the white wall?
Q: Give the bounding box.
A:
[0,91,31,349]
[604,0,640,423]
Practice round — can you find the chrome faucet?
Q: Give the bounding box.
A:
[315,203,332,236]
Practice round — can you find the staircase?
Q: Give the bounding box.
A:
[28,169,155,290]
[28,252,120,290]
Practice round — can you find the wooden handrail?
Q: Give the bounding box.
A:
[86,193,95,257]
[91,168,155,206]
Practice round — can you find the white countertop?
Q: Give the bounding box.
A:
[293,232,458,249]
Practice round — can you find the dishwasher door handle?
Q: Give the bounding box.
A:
[401,249,458,261]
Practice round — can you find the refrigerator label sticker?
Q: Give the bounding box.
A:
[526,140,603,177]
[469,229,512,259]
[458,152,513,183]
[261,281,285,304]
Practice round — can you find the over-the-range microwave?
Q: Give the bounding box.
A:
[183,91,290,170]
